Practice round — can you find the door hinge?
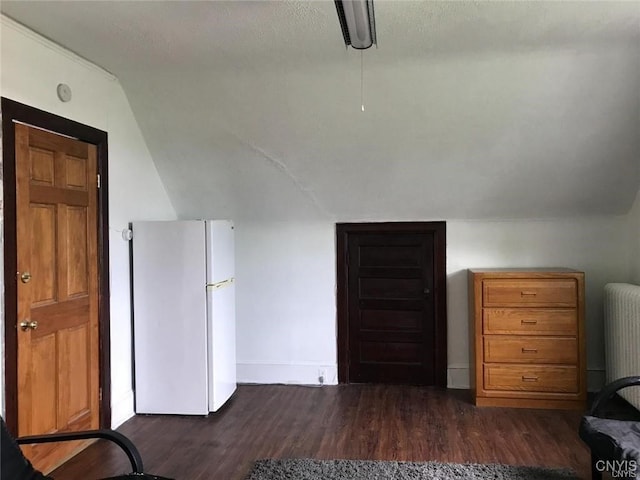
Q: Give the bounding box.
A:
[99,387,103,402]
[97,174,101,188]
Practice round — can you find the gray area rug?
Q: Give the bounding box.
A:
[245,459,579,480]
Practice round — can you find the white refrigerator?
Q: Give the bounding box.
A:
[132,220,236,414]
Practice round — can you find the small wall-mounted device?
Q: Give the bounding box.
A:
[56,83,72,102]
[122,228,133,241]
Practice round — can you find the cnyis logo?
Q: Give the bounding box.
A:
[595,460,638,478]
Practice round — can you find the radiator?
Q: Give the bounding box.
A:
[604,283,640,410]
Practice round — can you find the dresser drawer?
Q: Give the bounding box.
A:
[484,365,578,393]
[484,336,578,364]
[483,279,577,307]
[483,309,578,335]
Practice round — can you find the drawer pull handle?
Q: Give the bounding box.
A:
[521,291,537,296]
[521,319,538,325]
[521,348,538,354]
[522,376,538,382]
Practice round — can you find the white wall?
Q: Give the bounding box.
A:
[235,215,632,391]
[0,16,176,427]
[2,16,635,415]
[235,221,337,385]
[446,216,631,389]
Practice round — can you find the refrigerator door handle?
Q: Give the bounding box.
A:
[206,278,235,290]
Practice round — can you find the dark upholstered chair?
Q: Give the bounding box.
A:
[1,416,174,480]
[579,376,640,480]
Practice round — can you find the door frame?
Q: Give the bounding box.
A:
[336,221,447,386]
[1,97,111,433]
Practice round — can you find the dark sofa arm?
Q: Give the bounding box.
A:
[17,429,144,473]
[589,376,640,416]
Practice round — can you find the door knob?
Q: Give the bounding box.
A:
[20,272,32,283]
[20,320,38,331]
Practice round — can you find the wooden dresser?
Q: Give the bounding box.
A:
[468,268,586,409]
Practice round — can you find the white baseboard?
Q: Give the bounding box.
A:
[236,363,606,392]
[587,368,605,392]
[447,364,470,389]
[237,363,338,386]
[111,389,135,429]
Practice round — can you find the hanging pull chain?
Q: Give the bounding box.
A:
[361,50,365,112]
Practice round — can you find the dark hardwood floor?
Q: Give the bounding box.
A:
[51,385,591,479]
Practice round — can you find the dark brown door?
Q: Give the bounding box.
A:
[337,223,446,386]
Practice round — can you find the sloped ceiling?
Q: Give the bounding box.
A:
[3,1,639,221]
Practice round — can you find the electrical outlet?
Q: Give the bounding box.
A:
[318,369,325,385]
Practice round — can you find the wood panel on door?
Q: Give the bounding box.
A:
[16,124,100,473]
[346,232,437,384]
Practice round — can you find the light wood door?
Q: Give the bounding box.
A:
[15,124,100,473]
